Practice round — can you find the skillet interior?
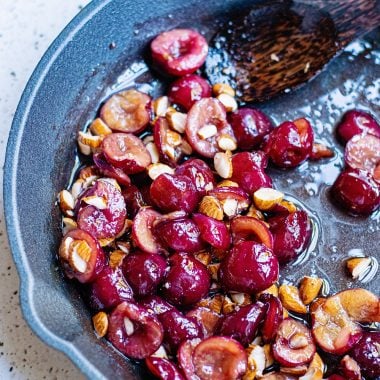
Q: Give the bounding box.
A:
[4,0,379,378]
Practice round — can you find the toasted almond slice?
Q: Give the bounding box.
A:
[230,292,252,306]
[145,142,160,164]
[221,198,239,217]
[98,237,115,247]
[281,365,308,376]
[263,343,275,368]
[299,353,324,380]
[217,180,239,188]
[59,236,74,261]
[246,204,265,220]
[79,166,99,180]
[116,241,131,255]
[279,284,307,314]
[69,246,89,273]
[166,129,182,147]
[151,346,168,359]
[78,140,92,155]
[180,139,193,155]
[147,163,175,180]
[195,251,212,266]
[153,96,170,117]
[71,178,86,200]
[214,152,233,179]
[283,308,289,318]
[62,217,78,235]
[244,344,266,380]
[143,135,154,145]
[92,311,108,338]
[199,196,224,221]
[70,240,92,262]
[217,134,238,151]
[78,131,103,148]
[89,118,112,136]
[222,295,236,314]
[207,263,220,281]
[279,200,298,213]
[198,124,217,139]
[109,250,126,269]
[346,257,372,279]
[82,195,107,210]
[217,93,238,112]
[124,317,135,336]
[167,111,187,134]
[59,190,75,214]
[299,276,323,305]
[213,83,235,97]
[257,284,279,298]
[253,187,284,211]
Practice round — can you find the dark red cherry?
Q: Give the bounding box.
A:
[263,118,314,168]
[146,357,185,380]
[192,336,247,380]
[158,309,203,352]
[231,151,272,193]
[139,295,174,316]
[122,184,147,218]
[107,302,163,359]
[268,210,312,265]
[154,217,204,254]
[150,173,199,213]
[93,152,131,187]
[331,169,380,215]
[218,302,267,346]
[259,293,283,343]
[122,251,167,297]
[151,29,208,76]
[175,158,215,197]
[336,109,380,144]
[177,338,201,380]
[87,266,133,310]
[161,253,211,306]
[168,74,212,111]
[192,213,230,250]
[350,332,380,379]
[219,241,279,294]
[186,307,221,338]
[228,107,274,149]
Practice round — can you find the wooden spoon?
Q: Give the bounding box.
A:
[205,0,380,102]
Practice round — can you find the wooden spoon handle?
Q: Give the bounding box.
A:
[310,0,380,47]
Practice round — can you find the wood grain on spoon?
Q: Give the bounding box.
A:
[205,0,380,102]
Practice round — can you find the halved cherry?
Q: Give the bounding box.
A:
[192,213,230,250]
[145,357,185,380]
[336,109,380,144]
[218,302,267,346]
[93,152,131,186]
[139,295,174,316]
[192,336,247,380]
[87,266,133,310]
[185,98,234,158]
[219,241,279,294]
[177,338,201,380]
[175,158,215,197]
[345,133,380,177]
[186,307,221,338]
[122,250,168,297]
[76,179,127,239]
[168,74,212,111]
[158,309,203,352]
[151,29,208,76]
[100,89,151,133]
[59,228,105,283]
[150,173,199,213]
[154,117,185,166]
[122,184,147,218]
[273,318,316,367]
[107,301,163,359]
[101,132,151,173]
[259,293,283,343]
[311,296,363,355]
[132,207,163,254]
[230,216,273,250]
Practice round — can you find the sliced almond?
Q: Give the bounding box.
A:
[167,111,187,134]
[78,131,103,148]
[207,263,220,281]
[98,237,115,247]
[89,118,112,136]
[230,292,252,306]
[142,135,154,145]
[217,180,239,188]
[180,139,193,155]
[123,317,135,336]
[299,353,324,380]
[82,195,107,210]
[256,284,279,298]
[217,93,238,112]
[299,276,323,305]
[153,96,170,117]
[214,152,233,179]
[199,196,224,221]
[109,250,126,269]
[197,294,224,314]
[263,343,274,368]
[253,188,284,211]
[59,190,75,214]
[145,142,160,164]
[166,129,182,147]
[212,83,235,97]
[77,140,92,155]
[198,124,217,140]
[346,257,372,279]
[195,251,212,266]
[279,284,307,314]
[59,236,74,261]
[244,344,266,380]
[281,365,308,376]
[279,200,298,213]
[147,163,175,180]
[246,204,265,220]
[221,198,239,217]
[283,308,289,318]
[71,178,86,200]
[151,346,168,359]
[222,295,236,314]
[116,241,131,255]
[92,311,108,338]
[62,217,77,235]
[69,240,91,273]
[217,134,237,151]
[79,166,99,181]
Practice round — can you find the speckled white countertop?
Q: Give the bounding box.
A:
[0,1,90,378]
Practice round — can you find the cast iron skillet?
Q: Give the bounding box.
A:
[4,0,379,378]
